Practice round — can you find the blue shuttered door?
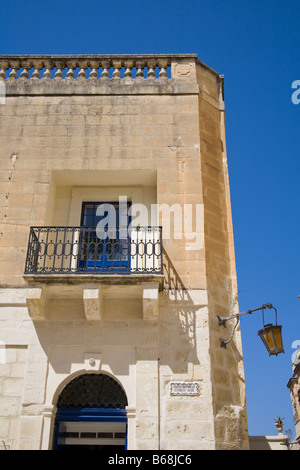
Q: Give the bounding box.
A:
[79,201,131,272]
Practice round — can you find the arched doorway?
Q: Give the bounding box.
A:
[53,373,128,450]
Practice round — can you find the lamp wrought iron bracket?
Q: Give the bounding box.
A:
[218,303,275,348]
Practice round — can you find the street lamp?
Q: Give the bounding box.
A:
[218,303,284,356]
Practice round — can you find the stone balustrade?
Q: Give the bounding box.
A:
[0,54,199,81]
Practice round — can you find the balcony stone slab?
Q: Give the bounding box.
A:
[23,273,164,288]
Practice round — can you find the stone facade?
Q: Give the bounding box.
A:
[287,346,300,450]
[0,54,249,450]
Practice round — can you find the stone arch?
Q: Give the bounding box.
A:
[56,372,128,409]
[51,369,127,408]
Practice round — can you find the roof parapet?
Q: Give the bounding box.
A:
[0,53,219,81]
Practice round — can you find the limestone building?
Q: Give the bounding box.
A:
[0,54,249,450]
[287,346,300,450]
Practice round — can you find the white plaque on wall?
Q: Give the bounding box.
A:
[170,381,200,396]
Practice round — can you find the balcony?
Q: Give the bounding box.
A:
[24,226,163,277]
[23,226,163,321]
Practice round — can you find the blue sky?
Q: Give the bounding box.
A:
[1,0,299,440]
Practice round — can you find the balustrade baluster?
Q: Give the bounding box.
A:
[9,61,19,79]
[66,68,74,79]
[20,68,28,79]
[0,61,8,80]
[101,60,110,79]
[78,61,87,79]
[32,61,42,79]
[66,61,76,79]
[89,60,99,79]
[54,61,64,79]
[147,60,156,79]
[135,61,144,79]
[9,69,17,79]
[20,60,29,79]
[158,60,168,78]
[112,60,122,79]
[43,60,52,79]
[124,60,133,79]
[32,68,39,78]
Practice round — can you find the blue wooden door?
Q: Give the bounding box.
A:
[79,201,131,272]
[53,408,127,450]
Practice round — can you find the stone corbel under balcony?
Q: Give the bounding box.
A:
[83,287,103,321]
[26,287,46,320]
[143,282,159,321]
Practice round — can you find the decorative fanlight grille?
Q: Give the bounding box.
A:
[57,374,128,409]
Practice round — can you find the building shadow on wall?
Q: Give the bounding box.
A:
[160,248,203,371]
[28,248,203,378]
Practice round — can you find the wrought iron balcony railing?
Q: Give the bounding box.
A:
[24,226,163,275]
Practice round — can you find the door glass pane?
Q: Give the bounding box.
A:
[83,204,95,226]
